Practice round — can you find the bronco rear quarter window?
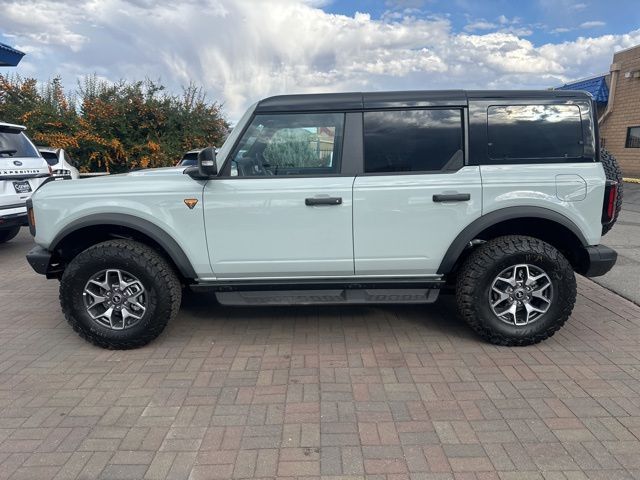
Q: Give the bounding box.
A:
[487,104,585,163]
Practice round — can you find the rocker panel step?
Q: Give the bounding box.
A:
[215,288,440,306]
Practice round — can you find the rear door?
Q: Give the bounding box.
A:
[353,107,482,276]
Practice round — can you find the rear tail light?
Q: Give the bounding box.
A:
[601,180,618,224]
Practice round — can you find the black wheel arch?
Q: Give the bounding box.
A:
[50,214,197,280]
[438,206,589,276]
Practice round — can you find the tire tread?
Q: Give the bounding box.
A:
[456,235,576,346]
[600,147,623,236]
[60,239,181,349]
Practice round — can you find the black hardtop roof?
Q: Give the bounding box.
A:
[255,89,592,113]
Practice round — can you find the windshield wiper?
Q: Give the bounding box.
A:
[0,149,18,157]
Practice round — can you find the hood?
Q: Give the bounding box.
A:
[126,166,186,176]
[32,164,199,202]
[47,166,186,184]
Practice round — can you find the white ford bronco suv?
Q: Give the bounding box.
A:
[1,122,51,243]
[26,90,621,349]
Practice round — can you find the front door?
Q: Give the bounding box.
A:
[353,108,482,276]
[203,111,355,279]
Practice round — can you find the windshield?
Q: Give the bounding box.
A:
[0,131,40,158]
[179,154,198,167]
[215,102,257,172]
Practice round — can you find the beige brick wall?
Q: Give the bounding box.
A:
[600,45,640,177]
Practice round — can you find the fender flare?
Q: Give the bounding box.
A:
[437,206,589,275]
[51,213,197,279]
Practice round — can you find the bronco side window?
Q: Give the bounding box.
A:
[363,109,464,174]
[229,113,344,176]
[487,104,584,162]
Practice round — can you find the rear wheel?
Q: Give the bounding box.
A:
[0,226,20,244]
[600,147,623,235]
[456,235,576,346]
[60,239,182,349]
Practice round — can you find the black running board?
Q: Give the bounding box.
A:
[215,288,440,306]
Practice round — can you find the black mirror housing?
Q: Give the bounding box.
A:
[198,147,217,177]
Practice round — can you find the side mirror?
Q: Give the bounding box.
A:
[198,147,217,177]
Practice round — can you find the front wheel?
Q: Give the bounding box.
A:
[456,235,576,346]
[60,239,182,349]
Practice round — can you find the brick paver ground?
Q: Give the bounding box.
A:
[2,230,640,479]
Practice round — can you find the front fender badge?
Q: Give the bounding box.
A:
[184,199,198,209]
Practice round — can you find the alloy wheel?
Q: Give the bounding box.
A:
[83,269,147,330]
[489,264,553,326]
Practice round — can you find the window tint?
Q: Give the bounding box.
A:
[363,109,464,173]
[0,131,39,158]
[626,126,640,148]
[40,151,59,165]
[487,105,584,161]
[230,113,344,176]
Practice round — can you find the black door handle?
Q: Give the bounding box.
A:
[305,197,342,206]
[433,193,471,202]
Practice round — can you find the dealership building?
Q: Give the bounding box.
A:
[557,44,640,177]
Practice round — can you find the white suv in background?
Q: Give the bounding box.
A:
[0,123,51,243]
[39,147,80,180]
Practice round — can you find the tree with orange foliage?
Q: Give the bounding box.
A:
[0,74,228,173]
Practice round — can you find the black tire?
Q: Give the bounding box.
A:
[600,147,623,236]
[60,239,182,349]
[0,226,20,244]
[456,235,576,346]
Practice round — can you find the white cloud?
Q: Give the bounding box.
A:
[0,0,638,119]
[464,15,531,37]
[464,20,497,32]
[2,2,88,52]
[580,21,606,29]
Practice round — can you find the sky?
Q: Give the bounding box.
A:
[1,0,640,120]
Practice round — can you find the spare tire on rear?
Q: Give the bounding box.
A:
[600,147,623,236]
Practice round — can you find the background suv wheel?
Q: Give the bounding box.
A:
[0,226,21,244]
[456,235,577,346]
[60,239,182,349]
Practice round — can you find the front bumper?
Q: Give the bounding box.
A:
[26,245,54,276]
[581,245,617,277]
